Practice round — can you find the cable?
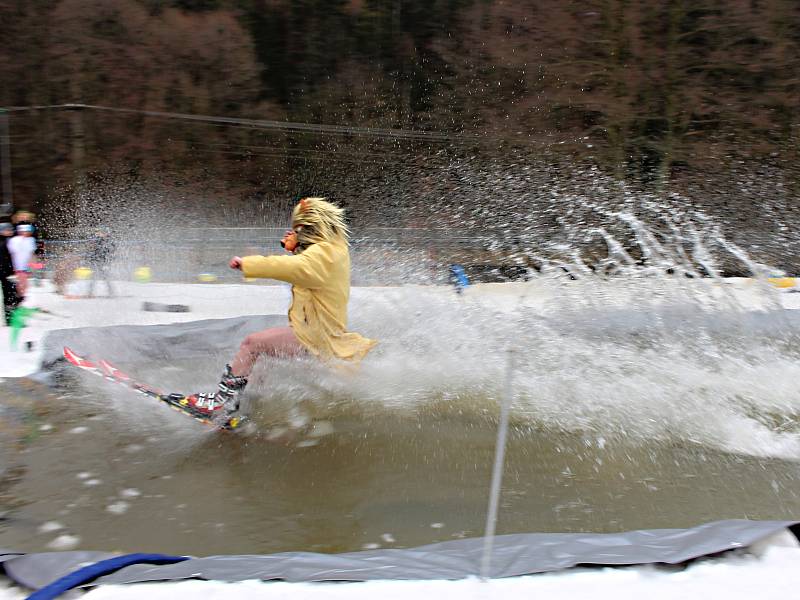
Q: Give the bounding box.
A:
[177,139,406,160]
[1,103,476,143]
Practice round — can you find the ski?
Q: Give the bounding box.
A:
[62,346,247,432]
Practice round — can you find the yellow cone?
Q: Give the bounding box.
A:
[74,267,92,280]
[134,266,152,283]
[768,277,796,289]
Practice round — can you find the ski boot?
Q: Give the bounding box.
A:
[182,365,248,426]
[213,365,249,429]
[216,365,248,407]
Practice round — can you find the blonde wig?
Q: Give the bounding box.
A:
[291,197,349,248]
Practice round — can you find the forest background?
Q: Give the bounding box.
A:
[1,0,799,271]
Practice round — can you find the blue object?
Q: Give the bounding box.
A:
[27,553,189,600]
[449,264,470,293]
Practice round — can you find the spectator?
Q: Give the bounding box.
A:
[8,223,36,298]
[0,222,21,325]
[11,210,36,233]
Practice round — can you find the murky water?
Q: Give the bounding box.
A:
[0,324,799,557]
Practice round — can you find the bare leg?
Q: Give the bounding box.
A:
[230,326,305,377]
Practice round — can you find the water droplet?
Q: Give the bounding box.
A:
[106,501,130,515]
[362,543,381,550]
[47,534,81,550]
[38,521,63,534]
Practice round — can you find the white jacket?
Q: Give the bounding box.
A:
[7,235,36,272]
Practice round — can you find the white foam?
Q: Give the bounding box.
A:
[37,521,63,534]
[45,534,80,551]
[106,501,130,515]
[361,543,381,550]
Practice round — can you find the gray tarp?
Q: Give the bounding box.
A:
[37,314,288,374]
[1,520,797,589]
[37,309,800,377]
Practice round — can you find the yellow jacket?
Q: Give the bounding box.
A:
[241,239,377,361]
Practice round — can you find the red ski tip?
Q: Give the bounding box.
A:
[63,346,93,368]
[99,359,132,382]
[64,346,100,370]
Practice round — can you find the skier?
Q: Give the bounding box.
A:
[7,224,36,299]
[186,197,377,421]
[0,222,21,325]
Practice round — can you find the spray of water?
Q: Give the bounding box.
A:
[43,169,800,461]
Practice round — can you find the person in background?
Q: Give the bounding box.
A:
[11,210,35,226]
[0,222,21,325]
[7,224,36,299]
[86,228,116,298]
[10,210,44,285]
[10,211,37,240]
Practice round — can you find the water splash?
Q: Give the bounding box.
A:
[44,172,800,461]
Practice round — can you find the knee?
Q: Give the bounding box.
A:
[241,332,274,354]
[240,334,258,353]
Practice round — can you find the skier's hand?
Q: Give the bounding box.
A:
[229,256,243,270]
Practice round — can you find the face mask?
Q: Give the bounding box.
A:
[280,230,299,252]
